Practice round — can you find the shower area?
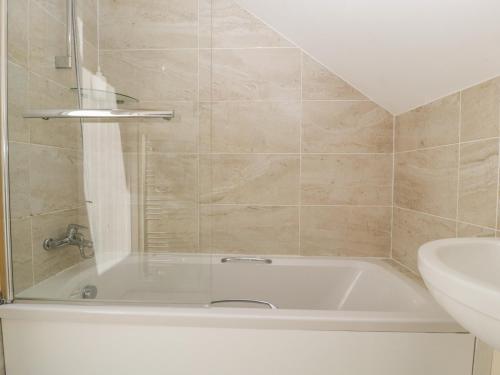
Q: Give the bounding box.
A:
[4,0,400,304]
[7,0,212,303]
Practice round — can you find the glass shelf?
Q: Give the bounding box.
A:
[71,88,139,105]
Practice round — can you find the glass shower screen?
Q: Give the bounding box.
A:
[6,0,214,304]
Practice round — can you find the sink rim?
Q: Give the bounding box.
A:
[418,237,500,320]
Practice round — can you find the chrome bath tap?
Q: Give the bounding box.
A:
[43,224,94,259]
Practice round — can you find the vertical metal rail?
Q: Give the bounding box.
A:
[55,0,73,69]
[0,0,14,303]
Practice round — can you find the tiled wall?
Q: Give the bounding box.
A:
[99,0,394,256]
[393,78,500,272]
[7,0,499,288]
[8,0,97,292]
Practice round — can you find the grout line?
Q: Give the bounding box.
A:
[496,130,500,232]
[207,0,215,255]
[395,136,500,154]
[29,216,35,288]
[394,206,456,223]
[96,0,100,69]
[196,0,201,252]
[298,49,303,255]
[199,99,371,103]
[455,91,462,236]
[394,205,498,232]
[31,0,66,27]
[12,205,89,222]
[390,257,421,278]
[390,115,396,259]
[27,69,74,92]
[7,147,396,156]
[203,152,392,156]
[201,204,393,208]
[100,47,301,52]
[9,140,82,152]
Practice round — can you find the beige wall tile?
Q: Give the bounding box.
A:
[208,48,301,100]
[461,78,500,142]
[77,0,98,47]
[146,153,198,203]
[202,101,300,153]
[392,208,456,272]
[302,101,393,153]
[302,54,366,100]
[32,0,66,22]
[201,205,299,254]
[29,145,82,215]
[301,154,392,205]
[144,203,198,252]
[9,142,31,219]
[8,0,29,67]
[7,62,29,143]
[80,40,99,75]
[29,1,75,87]
[31,209,84,283]
[99,0,197,49]
[199,50,212,101]
[198,0,212,48]
[458,139,499,228]
[28,73,81,149]
[100,50,198,101]
[210,0,292,48]
[120,102,198,154]
[116,124,140,154]
[201,155,300,205]
[11,218,33,293]
[395,93,460,152]
[395,145,459,218]
[301,206,391,257]
[457,223,496,238]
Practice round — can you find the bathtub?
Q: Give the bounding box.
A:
[0,255,476,375]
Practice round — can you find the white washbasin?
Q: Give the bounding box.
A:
[419,238,500,349]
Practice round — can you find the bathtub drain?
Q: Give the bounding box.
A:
[81,285,98,299]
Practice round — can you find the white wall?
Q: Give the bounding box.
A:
[235,0,500,114]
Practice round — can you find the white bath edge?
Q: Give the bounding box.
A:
[0,303,464,333]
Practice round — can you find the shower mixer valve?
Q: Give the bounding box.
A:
[43,224,94,259]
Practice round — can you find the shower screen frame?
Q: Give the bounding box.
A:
[0,0,15,304]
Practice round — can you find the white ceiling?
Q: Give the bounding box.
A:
[235,0,500,114]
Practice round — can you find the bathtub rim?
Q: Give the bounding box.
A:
[2,255,466,333]
[0,300,465,333]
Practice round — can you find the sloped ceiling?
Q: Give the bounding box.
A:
[234,0,500,114]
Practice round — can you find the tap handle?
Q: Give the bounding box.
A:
[66,224,87,234]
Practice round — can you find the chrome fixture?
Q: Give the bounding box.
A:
[43,224,94,259]
[81,285,98,299]
[23,109,175,121]
[221,257,272,264]
[210,299,278,309]
[55,0,73,69]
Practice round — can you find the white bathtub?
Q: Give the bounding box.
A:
[0,255,476,375]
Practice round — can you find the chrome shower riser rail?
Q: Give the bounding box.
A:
[54,0,73,69]
[23,109,175,121]
[55,0,75,69]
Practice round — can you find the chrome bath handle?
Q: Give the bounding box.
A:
[221,257,272,264]
[23,109,175,121]
[210,299,278,309]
